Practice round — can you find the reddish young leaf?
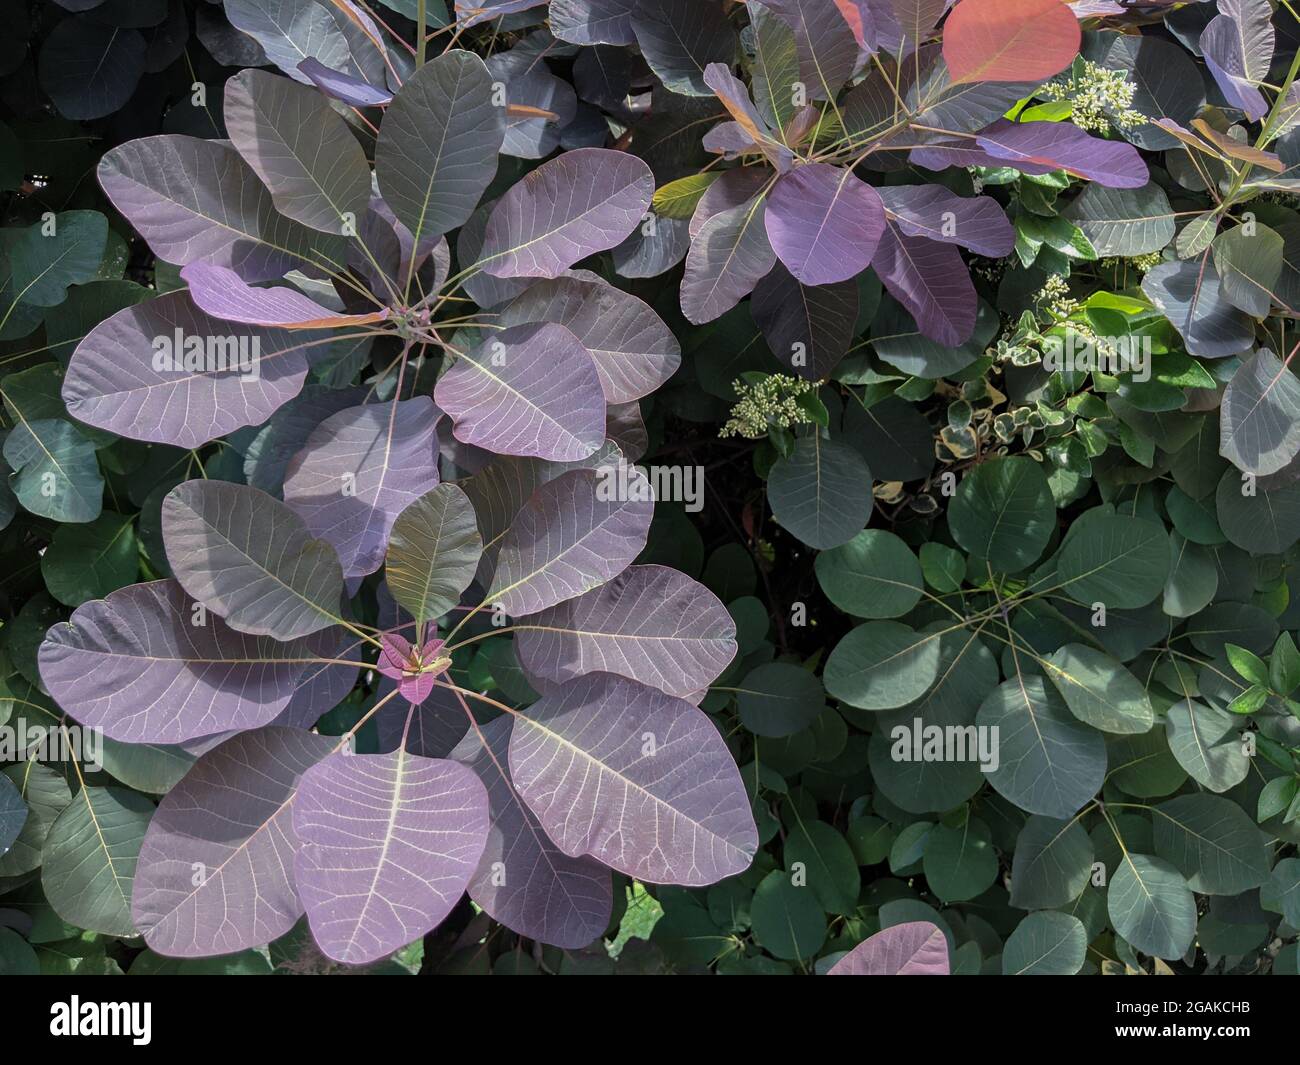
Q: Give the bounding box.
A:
[942,0,1080,85]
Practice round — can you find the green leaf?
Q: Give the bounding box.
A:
[3,418,103,523]
[1264,857,1300,926]
[947,456,1055,572]
[1108,853,1196,961]
[749,869,826,961]
[1257,776,1299,823]
[41,786,152,936]
[976,674,1106,819]
[1165,699,1250,792]
[1002,911,1087,975]
[1056,514,1170,609]
[737,661,825,737]
[824,621,942,711]
[652,173,720,220]
[1212,223,1283,317]
[1010,814,1094,909]
[922,817,998,904]
[767,435,873,550]
[1225,642,1270,687]
[813,529,923,618]
[39,512,137,607]
[9,210,108,307]
[1151,794,1270,895]
[1042,643,1154,734]
[784,819,860,915]
[919,542,965,593]
[1227,684,1269,715]
[1271,632,1300,694]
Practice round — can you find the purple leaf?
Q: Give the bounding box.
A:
[293,749,489,964]
[479,148,653,278]
[64,291,318,448]
[163,480,345,639]
[132,726,337,957]
[613,213,690,278]
[690,168,773,239]
[550,0,637,45]
[761,0,861,99]
[878,185,1014,257]
[751,265,860,380]
[515,564,736,697]
[434,322,606,462]
[1142,260,1255,358]
[681,191,777,324]
[871,223,978,346]
[273,627,363,730]
[765,163,885,285]
[223,68,372,235]
[297,57,393,107]
[452,715,612,947]
[630,0,737,97]
[827,920,951,975]
[455,0,548,26]
[39,580,343,744]
[488,46,578,160]
[376,50,506,246]
[97,135,338,282]
[243,384,369,495]
[180,263,389,328]
[1201,0,1272,121]
[606,400,648,461]
[915,119,1148,189]
[488,467,653,616]
[498,277,681,403]
[282,399,442,579]
[509,672,758,884]
[374,677,471,757]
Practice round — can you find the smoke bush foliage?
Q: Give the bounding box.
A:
[0,0,1297,978]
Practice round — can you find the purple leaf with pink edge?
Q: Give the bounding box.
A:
[64,291,321,449]
[765,163,885,285]
[434,322,606,462]
[488,466,653,617]
[38,580,324,744]
[452,715,612,948]
[871,223,978,347]
[180,263,389,328]
[1201,0,1272,121]
[681,192,777,325]
[376,632,451,706]
[878,185,1014,257]
[514,564,737,698]
[293,749,490,965]
[702,62,775,143]
[751,264,860,381]
[497,277,681,403]
[827,920,951,974]
[297,57,393,106]
[131,726,337,958]
[508,672,758,885]
[479,148,653,278]
[282,398,442,579]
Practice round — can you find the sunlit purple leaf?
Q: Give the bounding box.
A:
[132,726,337,957]
[64,292,321,449]
[827,920,951,975]
[515,564,736,697]
[681,191,776,324]
[180,263,388,329]
[163,480,345,639]
[282,398,442,579]
[452,715,612,948]
[550,0,637,45]
[293,749,489,964]
[479,148,653,278]
[1201,0,1271,121]
[498,277,681,402]
[765,163,885,285]
[434,322,606,462]
[509,672,758,884]
[871,223,977,346]
[488,467,652,616]
[878,185,1014,257]
[38,580,344,743]
[297,57,392,106]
